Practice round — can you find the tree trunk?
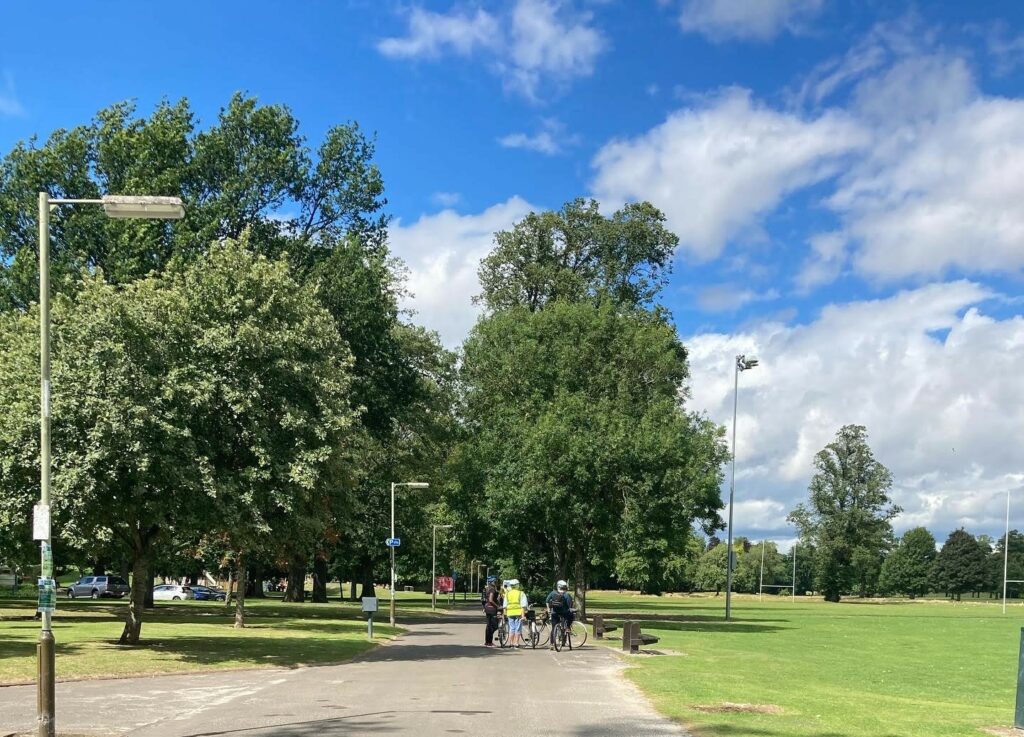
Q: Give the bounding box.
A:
[234,554,247,628]
[92,560,107,576]
[573,548,588,621]
[349,578,358,602]
[312,553,329,603]
[120,553,149,645]
[119,560,130,582]
[360,563,376,600]
[224,569,234,609]
[144,574,155,609]
[248,560,265,598]
[284,553,306,602]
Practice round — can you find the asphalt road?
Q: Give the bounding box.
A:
[0,609,688,737]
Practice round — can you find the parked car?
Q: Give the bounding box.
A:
[66,575,131,599]
[189,585,226,601]
[0,567,18,589]
[152,584,195,601]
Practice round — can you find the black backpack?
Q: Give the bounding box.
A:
[549,590,569,613]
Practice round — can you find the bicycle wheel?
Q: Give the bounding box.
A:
[553,622,565,652]
[528,621,540,649]
[570,620,588,647]
[497,619,508,648]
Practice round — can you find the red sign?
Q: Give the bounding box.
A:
[435,576,454,593]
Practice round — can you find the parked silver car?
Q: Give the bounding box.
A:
[153,584,195,601]
[66,575,131,599]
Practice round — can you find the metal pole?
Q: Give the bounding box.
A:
[759,540,766,601]
[725,356,739,621]
[792,542,798,598]
[1005,489,1012,615]
[37,192,55,737]
[432,526,437,612]
[390,482,396,627]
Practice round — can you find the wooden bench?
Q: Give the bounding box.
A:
[620,620,660,654]
[592,613,618,639]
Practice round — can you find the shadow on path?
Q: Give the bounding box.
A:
[180,710,493,737]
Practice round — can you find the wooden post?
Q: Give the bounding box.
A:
[593,613,605,639]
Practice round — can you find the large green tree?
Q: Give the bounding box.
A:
[931,528,989,601]
[476,198,677,312]
[0,240,358,642]
[0,94,386,310]
[458,300,726,614]
[878,527,936,599]
[453,200,726,612]
[788,425,899,602]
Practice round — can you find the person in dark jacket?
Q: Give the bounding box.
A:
[482,576,502,647]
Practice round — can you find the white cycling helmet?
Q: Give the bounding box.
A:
[510,578,520,586]
[556,579,568,591]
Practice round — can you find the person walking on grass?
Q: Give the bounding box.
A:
[503,579,528,648]
[482,576,501,647]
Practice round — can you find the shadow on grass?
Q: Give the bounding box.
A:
[119,633,375,669]
[593,611,790,624]
[682,725,899,737]
[605,619,788,634]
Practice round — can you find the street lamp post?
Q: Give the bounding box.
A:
[725,353,758,622]
[432,525,453,611]
[470,559,480,598]
[390,481,428,627]
[35,192,184,737]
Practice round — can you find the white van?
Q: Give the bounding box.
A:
[0,568,18,588]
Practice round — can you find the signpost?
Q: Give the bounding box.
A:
[385,538,401,547]
[362,596,378,640]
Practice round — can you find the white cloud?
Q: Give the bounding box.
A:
[0,71,24,117]
[388,197,535,346]
[591,88,867,260]
[378,1,605,100]
[376,7,497,59]
[795,231,847,292]
[829,55,1024,281]
[431,191,462,208]
[697,284,779,313]
[498,118,579,155]
[501,0,606,98]
[685,281,1024,541]
[679,0,824,42]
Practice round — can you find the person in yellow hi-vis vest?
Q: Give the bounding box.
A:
[503,579,528,648]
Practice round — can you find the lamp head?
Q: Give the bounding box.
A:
[102,195,184,220]
[737,354,759,371]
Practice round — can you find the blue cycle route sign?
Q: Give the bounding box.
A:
[385,537,401,547]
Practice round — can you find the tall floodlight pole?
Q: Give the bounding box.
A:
[1005,489,1012,614]
[432,525,453,611]
[725,353,758,621]
[390,481,429,626]
[35,193,184,737]
[792,542,798,598]
[470,559,479,598]
[758,540,766,601]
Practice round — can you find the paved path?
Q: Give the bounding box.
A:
[0,609,687,737]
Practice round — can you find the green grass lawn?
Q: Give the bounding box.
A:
[0,592,429,685]
[587,591,1023,737]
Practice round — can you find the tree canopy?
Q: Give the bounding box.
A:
[788,425,899,602]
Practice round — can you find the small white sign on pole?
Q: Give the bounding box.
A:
[361,596,378,613]
[33,504,50,541]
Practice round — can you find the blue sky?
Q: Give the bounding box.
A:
[2,0,1023,547]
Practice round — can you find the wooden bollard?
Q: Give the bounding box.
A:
[593,613,605,639]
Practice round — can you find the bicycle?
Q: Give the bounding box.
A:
[523,608,543,649]
[551,608,585,651]
[495,612,509,648]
